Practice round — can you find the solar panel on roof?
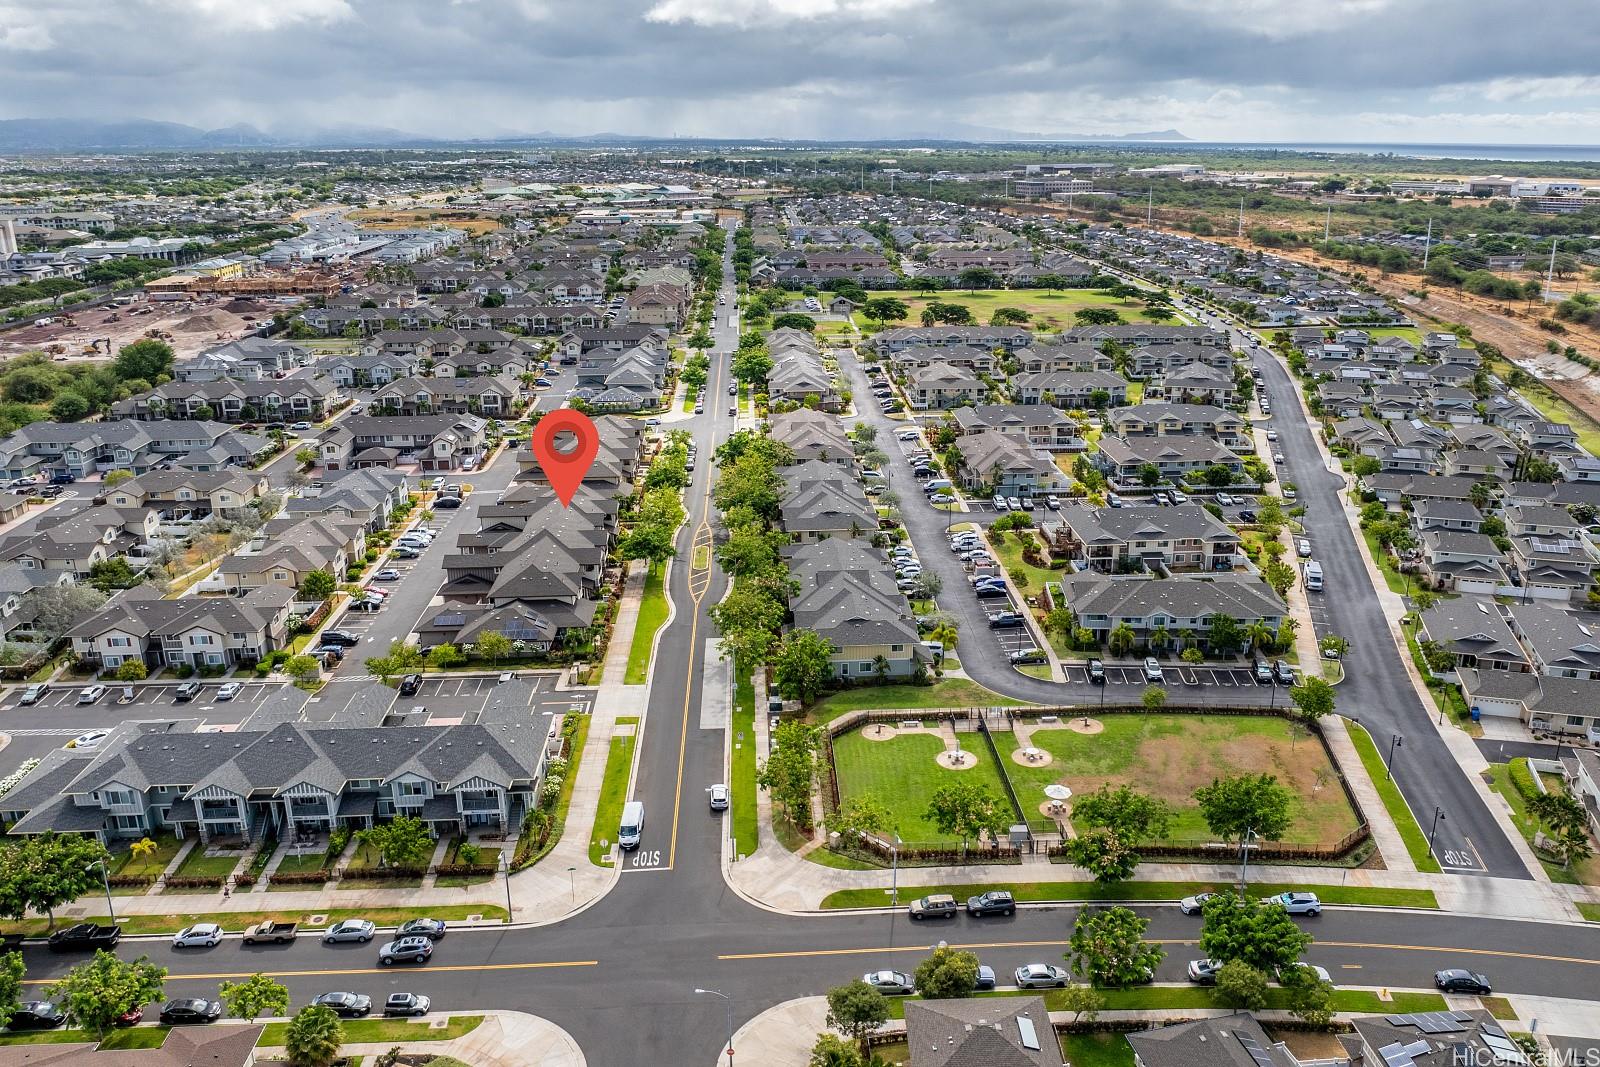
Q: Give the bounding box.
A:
[1236,1033,1276,1067]
[1016,1015,1040,1051]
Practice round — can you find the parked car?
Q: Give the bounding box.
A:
[1434,969,1491,995]
[173,681,201,703]
[708,784,729,812]
[76,685,106,705]
[323,919,376,944]
[861,970,915,995]
[399,674,422,696]
[314,645,346,662]
[6,1002,67,1030]
[384,992,431,1017]
[215,682,242,701]
[68,730,107,750]
[1267,429,1279,441]
[908,894,959,921]
[160,999,222,1025]
[1007,497,1024,512]
[975,965,997,991]
[435,496,462,508]
[1142,657,1164,683]
[321,630,360,647]
[311,992,372,1018]
[974,584,1008,598]
[242,920,298,944]
[1297,538,1311,557]
[172,923,224,949]
[1178,891,1216,916]
[992,495,1008,510]
[379,936,433,965]
[397,918,448,941]
[47,923,120,952]
[18,683,47,706]
[374,568,401,581]
[1187,958,1223,984]
[1107,493,1123,507]
[1014,963,1071,989]
[1263,891,1322,916]
[1238,509,1257,523]
[1010,648,1047,665]
[965,890,1016,917]
[1087,659,1106,684]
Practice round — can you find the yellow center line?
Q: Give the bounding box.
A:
[25,960,598,985]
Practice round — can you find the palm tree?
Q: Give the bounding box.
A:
[1244,621,1274,652]
[1177,629,1197,652]
[1108,623,1137,658]
[1149,626,1170,653]
[284,1005,343,1067]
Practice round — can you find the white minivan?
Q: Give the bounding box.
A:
[618,801,644,851]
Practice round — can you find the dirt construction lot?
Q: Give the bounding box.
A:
[0,295,289,362]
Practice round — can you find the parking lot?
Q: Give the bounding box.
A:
[2,679,282,713]
[1057,663,1260,687]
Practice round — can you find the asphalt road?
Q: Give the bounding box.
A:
[1241,329,1525,878]
[17,906,1600,1054]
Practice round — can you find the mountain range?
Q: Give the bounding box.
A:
[0,117,1190,152]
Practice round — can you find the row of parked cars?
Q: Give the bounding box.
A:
[6,988,436,1034]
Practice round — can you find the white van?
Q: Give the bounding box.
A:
[1304,560,1323,592]
[923,478,952,493]
[618,801,644,851]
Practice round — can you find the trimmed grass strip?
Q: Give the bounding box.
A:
[624,563,670,685]
[731,663,759,859]
[810,679,1030,721]
[590,732,637,866]
[1346,722,1442,873]
[259,1014,483,1046]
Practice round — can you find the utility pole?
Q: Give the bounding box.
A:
[1324,205,1331,242]
[1544,240,1560,302]
[889,171,895,195]
[1147,186,1154,228]
[1386,733,1403,780]
[1237,197,1245,238]
[1421,218,1433,271]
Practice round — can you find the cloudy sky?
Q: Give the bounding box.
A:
[4,0,1600,144]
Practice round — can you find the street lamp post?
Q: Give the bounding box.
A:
[1426,807,1446,862]
[694,988,734,1067]
[1386,733,1403,780]
[497,852,513,922]
[1236,828,1259,893]
[88,860,114,924]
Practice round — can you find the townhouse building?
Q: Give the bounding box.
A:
[1047,504,1240,573]
[69,584,295,673]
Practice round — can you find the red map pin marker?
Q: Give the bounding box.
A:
[529,409,600,507]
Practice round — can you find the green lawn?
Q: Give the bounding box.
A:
[831,729,1012,844]
[1347,722,1442,873]
[98,1027,170,1049]
[991,529,1058,594]
[821,879,1437,910]
[1579,902,1600,922]
[1060,1033,1136,1067]
[731,664,759,859]
[110,833,182,879]
[810,680,1031,721]
[853,289,1188,331]
[1486,762,1600,886]
[590,732,637,866]
[1359,527,1410,595]
[273,853,330,875]
[624,563,670,685]
[995,716,1361,847]
[175,846,240,879]
[258,1014,483,1047]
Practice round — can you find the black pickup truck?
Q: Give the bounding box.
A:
[47,923,122,953]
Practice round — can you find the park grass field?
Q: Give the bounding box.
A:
[831,728,1011,844]
[992,715,1361,847]
[853,288,1187,331]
